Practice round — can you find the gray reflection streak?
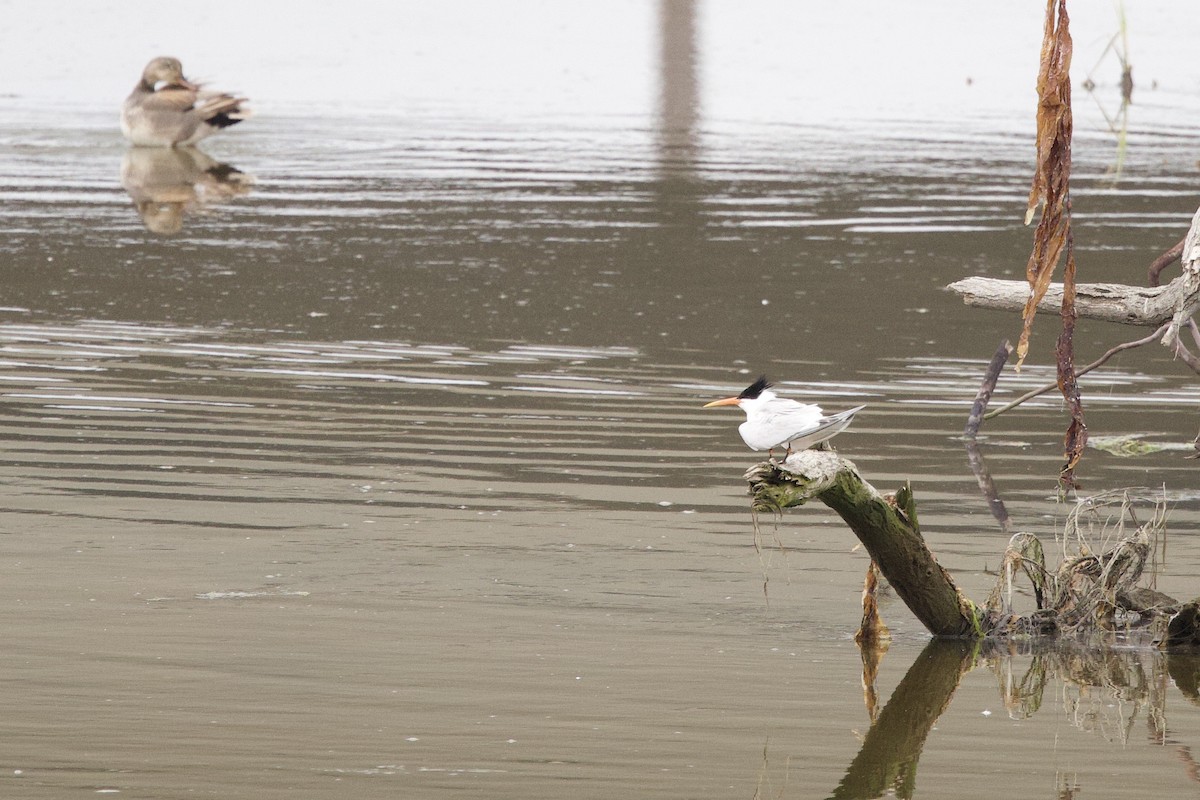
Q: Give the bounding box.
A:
[657,0,699,173]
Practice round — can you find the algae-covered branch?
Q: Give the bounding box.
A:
[746,450,1179,644]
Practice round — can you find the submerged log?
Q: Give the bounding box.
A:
[746,450,982,638]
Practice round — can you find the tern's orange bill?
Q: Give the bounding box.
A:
[702,397,741,408]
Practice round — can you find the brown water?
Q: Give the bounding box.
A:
[2,2,1200,797]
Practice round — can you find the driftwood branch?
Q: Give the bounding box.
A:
[946,272,1198,327]
[983,323,1170,420]
[949,209,1200,331]
[950,207,1200,382]
[964,339,1012,435]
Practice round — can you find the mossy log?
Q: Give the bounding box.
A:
[746,450,983,638]
[745,451,1182,643]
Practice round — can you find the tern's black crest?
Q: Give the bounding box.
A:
[738,375,772,400]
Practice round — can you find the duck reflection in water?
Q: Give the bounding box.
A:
[120,147,253,234]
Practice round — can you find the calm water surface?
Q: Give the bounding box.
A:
[2,1,1200,797]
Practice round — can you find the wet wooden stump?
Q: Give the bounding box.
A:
[746,450,983,638]
[744,451,1188,644]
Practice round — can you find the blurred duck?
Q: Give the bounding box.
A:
[121,56,250,147]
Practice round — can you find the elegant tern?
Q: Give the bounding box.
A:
[703,376,864,457]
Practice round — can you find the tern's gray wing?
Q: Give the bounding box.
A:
[782,405,866,451]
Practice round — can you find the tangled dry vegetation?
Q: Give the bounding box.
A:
[985,489,1176,642]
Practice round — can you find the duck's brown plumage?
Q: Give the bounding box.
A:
[121,57,250,147]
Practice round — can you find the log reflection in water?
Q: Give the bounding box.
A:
[831,639,974,800]
[827,641,1200,799]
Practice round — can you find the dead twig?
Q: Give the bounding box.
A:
[984,323,1169,420]
[964,339,1013,437]
[1166,332,1200,373]
[1148,237,1186,287]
